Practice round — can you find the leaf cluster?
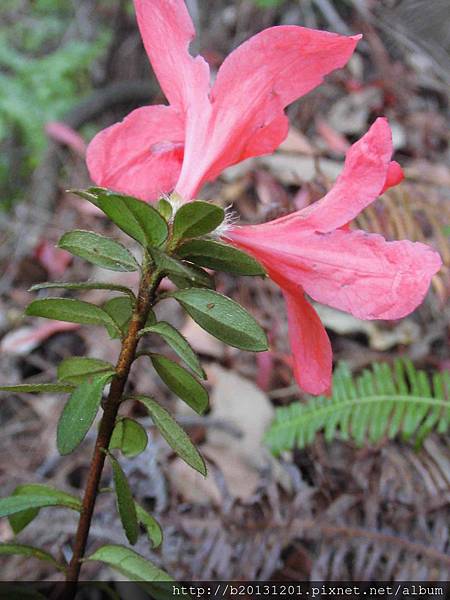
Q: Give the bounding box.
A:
[0,188,269,580]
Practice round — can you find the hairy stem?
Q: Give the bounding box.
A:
[64,262,160,595]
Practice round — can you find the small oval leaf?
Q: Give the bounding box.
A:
[172,201,224,241]
[57,373,112,455]
[171,289,268,351]
[82,189,168,248]
[26,298,121,335]
[135,503,163,548]
[58,230,138,272]
[57,357,115,385]
[150,354,208,415]
[87,544,173,582]
[177,239,266,276]
[110,418,148,458]
[109,455,139,545]
[138,321,205,379]
[135,396,206,476]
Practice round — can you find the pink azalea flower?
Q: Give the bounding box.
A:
[85,2,441,396]
[87,0,360,202]
[224,118,442,395]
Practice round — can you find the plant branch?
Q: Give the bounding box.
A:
[63,262,161,595]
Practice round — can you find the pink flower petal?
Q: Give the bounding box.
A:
[282,289,332,395]
[299,117,396,232]
[134,0,210,113]
[176,28,360,199]
[254,228,442,320]
[226,117,442,395]
[86,105,184,201]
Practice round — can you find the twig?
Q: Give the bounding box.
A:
[63,264,162,597]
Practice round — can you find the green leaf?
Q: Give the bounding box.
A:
[87,545,173,582]
[8,508,39,536]
[8,484,56,535]
[29,281,135,301]
[58,230,139,272]
[80,189,168,248]
[110,418,148,458]
[26,298,121,335]
[157,198,172,221]
[135,396,206,476]
[0,383,74,394]
[171,289,268,352]
[172,201,224,241]
[167,264,215,291]
[145,309,156,327]
[7,484,81,535]
[177,239,266,276]
[0,484,81,519]
[149,248,213,289]
[57,357,115,386]
[0,543,64,570]
[150,354,208,415]
[138,321,205,379]
[135,503,163,548]
[103,296,133,339]
[57,373,112,455]
[109,455,139,545]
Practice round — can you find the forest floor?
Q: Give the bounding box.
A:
[0,0,449,583]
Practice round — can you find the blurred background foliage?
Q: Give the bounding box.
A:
[0,0,111,208]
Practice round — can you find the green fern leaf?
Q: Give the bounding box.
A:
[266,360,449,455]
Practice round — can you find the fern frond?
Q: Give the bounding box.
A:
[266,360,450,455]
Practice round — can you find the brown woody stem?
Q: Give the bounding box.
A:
[63,259,161,597]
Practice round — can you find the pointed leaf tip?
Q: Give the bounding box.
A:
[150,354,208,415]
[135,396,207,476]
[109,455,139,545]
[139,321,205,379]
[87,545,173,582]
[135,503,163,548]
